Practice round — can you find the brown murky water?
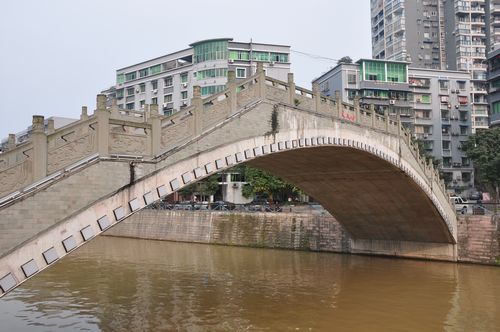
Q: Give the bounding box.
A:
[0,237,499,331]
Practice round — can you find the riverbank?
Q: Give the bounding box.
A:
[103,208,499,265]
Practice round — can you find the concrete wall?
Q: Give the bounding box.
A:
[105,210,499,265]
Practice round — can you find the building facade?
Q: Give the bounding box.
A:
[102,38,291,116]
[313,59,474,196]
[487,0,500,127]
[370,0,489,132]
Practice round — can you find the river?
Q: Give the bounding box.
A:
[0,237,499,331]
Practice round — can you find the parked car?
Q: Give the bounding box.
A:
[450,196,468,214]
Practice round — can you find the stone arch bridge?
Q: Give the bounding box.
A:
[0,66,457,297]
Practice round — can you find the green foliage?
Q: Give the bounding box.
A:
[337,56,353,64]
[178,174,219,199]
[462,127,500,200]
[238,165,302,199]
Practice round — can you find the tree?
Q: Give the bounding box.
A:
[413,137,440,167]
[178,174,219,200]
[337,56,353,64]
[239,165,302,201]
[462,127,500,202]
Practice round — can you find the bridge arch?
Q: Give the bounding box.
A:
[0,127,457,296]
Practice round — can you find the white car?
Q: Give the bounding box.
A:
[450,196,468,214]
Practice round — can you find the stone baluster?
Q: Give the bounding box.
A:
[334,90,341,118]
[192,86,203,135]
[5,134,16,151]
[47,118,55,134]
[384,108,389,132]
[227,70,237,115]
[370,104,375,128]
[80,106,88,120]
[288,73,295,105]
[255,62,266,98]
[313,83,321,113]
[353,95,360,124]
[32,115,47,181]
[149,104,161,157]
[111,99,120,118]
[96,94,109,157]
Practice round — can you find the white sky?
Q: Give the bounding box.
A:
[0,0,371,138]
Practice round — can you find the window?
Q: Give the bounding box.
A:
[440,95,449,103]
[152,81,158,90]
[180,73,188,84]
[150,64,161,75]
[415,110,431,119]
[151,97,158,105]
[414,94,431,103]
[181,91,188,100]
[252,51,270,62]
[139,100,146,108]
[139,83,146,93]
[164,94,172,102]
[386,62,407,82]
[201,85,226,96]
[116,89,124,98]
[139,68,149,78]
[270,53,289,63]
[442,140,451,150]
[127,87,135,96]
[193,40,228,63]
[164,76,173,87]
[236,68,246,78]
[229,50,250,61]
[347,73,357,84]
[117,74,125,84]
[409,77,430,87]
[460,126,468,135]
[125,72,136,81]
[457,81,466,90]
[126,102,134,110]
[196,68,227,80]
[458,96,468,104]
[439,80,449,90]
[363,61,386,81]
[493,101,500,114]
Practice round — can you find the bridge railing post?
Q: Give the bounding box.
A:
[149,104,161,156]
[334,90,341,118]
[313,83,321,112]
[370,104,375,128]
[96,94,109,157]
[288,73,295,105]
[255,62,266,98]
[6,134,15,150]
[353,95,361,124]
[32,115,47,181]
[384,108,389,132]
[191,85,203,135]
[110,98,120,118]
[80,106,88,120]
[227,70,237,115]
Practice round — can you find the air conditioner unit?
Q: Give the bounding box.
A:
[232,183,239,188]
[389,100,396,105]
[152,89,158,94]
[135,88,140,93]
[182,83,188,88]
[424,134,429,138]
[228,59,234,63]
[270,61,276,66]
[163,103,168,108]
[180,102,187,107]
[456,89,460,93]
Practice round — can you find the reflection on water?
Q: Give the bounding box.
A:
[0,237,499,331]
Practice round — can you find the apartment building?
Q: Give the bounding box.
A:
[370,0,489,132]
[313,59,474,196]
[487,0,500,127]
[103,38,291,116]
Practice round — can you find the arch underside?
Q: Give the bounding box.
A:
[247,146,454,244]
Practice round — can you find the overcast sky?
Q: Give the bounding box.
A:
[0,0,371,138]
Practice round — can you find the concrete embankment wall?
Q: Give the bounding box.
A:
[104,209,499,265]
